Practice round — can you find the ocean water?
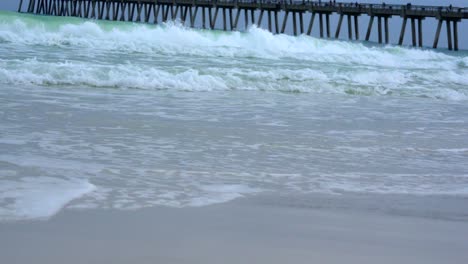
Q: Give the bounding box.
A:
[1,11,468,221]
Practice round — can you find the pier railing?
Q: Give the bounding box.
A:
[18,0,467,50]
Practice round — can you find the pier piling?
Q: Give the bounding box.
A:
[299,12,304,34]
[274,10,279,34]
[267,10,271,32]
[446,20,453,50]
[307,12,315,36]
[19,0,24,12]
[223,8,227,30]
[347,14,352,40]
[365,16,374,41]
[399,17,407,45]
[418,18,423,47]
[258,10,264,27]
[377,16,382,43]
[281,11,289,34]
[233,8,240,30]
[384,16,389,44]
[335,14,343,39]
[411,18,416,46]
[293,12,297,36]
[354,15,359,40]
[319,13,323,38]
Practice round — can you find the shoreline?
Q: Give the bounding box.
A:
[1,195,467,264]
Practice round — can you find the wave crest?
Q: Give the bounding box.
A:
[0,11,467,100]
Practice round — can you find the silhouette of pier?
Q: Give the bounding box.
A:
[18,0,468,50]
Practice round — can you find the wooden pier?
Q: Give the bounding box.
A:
[18,0,468,50]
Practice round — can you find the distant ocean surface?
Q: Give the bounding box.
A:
[1,11,468,221]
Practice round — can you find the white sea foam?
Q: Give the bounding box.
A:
[1,166,467,220]
[1,57,467,100]
[0,18,461,68]
[65,169,468,213]
[0,13,464,66]
[188,184,261,207]
[0,12,467,99]
[0,177,96,221]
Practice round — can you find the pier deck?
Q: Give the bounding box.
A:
[18,0,468,50]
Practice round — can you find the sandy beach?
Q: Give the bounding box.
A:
[1,195,467,264]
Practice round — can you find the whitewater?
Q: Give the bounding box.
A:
[1,11,468,221]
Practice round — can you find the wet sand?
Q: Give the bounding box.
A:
[1,197,467,264]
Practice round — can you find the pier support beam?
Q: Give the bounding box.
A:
[406,17,424,47]
[202,7,206,28]
[257,10,264,28]
[335,14,343,39]
[223,8,227,30]
[208,7,212,28]
[365,16,374,41]
[398,17,407,45]
[180,6,187,24]
[180,6,186,24]
[233,8,240,30]
[307,12,315,36]
[191,7,198,28]
[27,0,34,13]
[292,12,297,36]
[111,2,116,22]
[274,10,279,34]
[453,20,459,51]
[418,18,423,47]
[244,9,248,30]
[48,0,54,15]
[154,4,160,24]
[281,11,289,34]
[115,2,122,21]
[446,19,453,50]
[38,0,43,14]
[44,0,48,14]
[384,16,389,44]
[354,15,359,40]
[210,7,219,30]
[411,18,416,47]
[35,0,42,14]
[129,2,136,21]
[319,13,323,38]
[119,1,126,21]
[299,12,304,34]
[326,13,330,38]
[377,16,382,44]
[268,10,272,32]
[347,14,352,40]
[250,9,255,25]
[433,19,442,49]
[229,8,233,30]
[18,0,24,12]
[174,5,179,20]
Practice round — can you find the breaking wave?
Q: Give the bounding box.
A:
[0,11,467,100]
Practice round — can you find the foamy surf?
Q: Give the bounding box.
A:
[1,10,468,222]
[0,176,96,221]
[0,11,467,100]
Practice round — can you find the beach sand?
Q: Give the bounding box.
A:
[1,195,467,264]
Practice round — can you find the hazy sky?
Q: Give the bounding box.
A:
[1,0,466,50]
